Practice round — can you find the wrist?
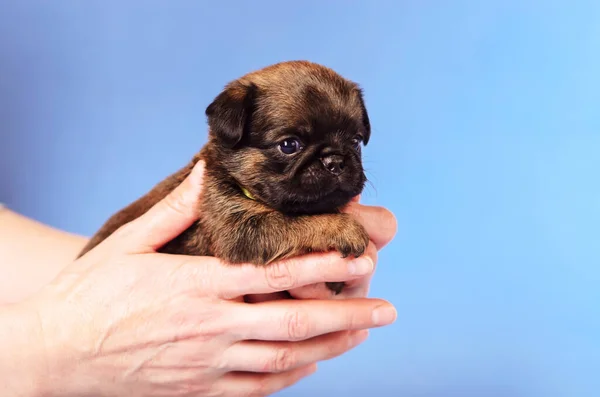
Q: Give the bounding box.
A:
[0,303,50,397]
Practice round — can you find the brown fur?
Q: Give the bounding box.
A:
[78,61,373,294]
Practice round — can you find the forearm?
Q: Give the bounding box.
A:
[0,207,88,304]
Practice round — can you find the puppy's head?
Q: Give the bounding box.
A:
[205,60,371,215]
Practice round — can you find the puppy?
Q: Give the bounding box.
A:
[77,60,372,295]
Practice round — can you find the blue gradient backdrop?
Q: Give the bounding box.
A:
[1,1,599,396]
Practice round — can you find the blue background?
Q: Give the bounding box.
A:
[1,1,599,396]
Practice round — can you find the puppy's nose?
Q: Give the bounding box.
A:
[321,155,345,175]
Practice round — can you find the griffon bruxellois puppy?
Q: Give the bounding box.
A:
[77,60,372,294]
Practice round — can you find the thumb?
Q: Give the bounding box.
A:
[127,160,206,253]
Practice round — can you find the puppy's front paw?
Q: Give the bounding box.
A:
[329,215,370,259]
[322,216,370,295]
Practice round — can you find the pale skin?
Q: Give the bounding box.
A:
[0,160,398,397]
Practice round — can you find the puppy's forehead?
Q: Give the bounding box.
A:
[241,61,364,125]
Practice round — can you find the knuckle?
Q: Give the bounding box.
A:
[349,309,365,329]
[268,347,296,372]
[170,304,224,344]
[338,307,361,330]
[178,258,214,294]
[284,309,310,341]
[162,192,191,218]
[323,334,346,358]
[265,260,296,290]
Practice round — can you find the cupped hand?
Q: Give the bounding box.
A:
[22,161,396,397]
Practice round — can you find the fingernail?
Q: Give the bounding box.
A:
[348,257,373,275]
[349,330,369,347]
[372,305,397,326]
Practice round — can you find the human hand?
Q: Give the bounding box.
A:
[18,161,396,397]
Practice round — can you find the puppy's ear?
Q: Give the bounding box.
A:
[205,81,257,148]
[356,88,371,145]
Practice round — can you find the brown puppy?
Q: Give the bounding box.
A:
[78,60,372,294]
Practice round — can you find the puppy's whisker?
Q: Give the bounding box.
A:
[364,180,378,198]
[360,168,378,198]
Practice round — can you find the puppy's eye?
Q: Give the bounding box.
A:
[351,135,364,149]
[278,138,303,155]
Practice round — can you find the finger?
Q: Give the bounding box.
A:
[220,330,368,373]
[287,242,377,300]
[343,202,397,250]
[209,251,374,299]
[227,298,397,342]
[216,363,316,396]
[126,160,205,252]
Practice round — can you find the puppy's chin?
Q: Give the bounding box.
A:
[279,189,359,215]
[261,176,365,215]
